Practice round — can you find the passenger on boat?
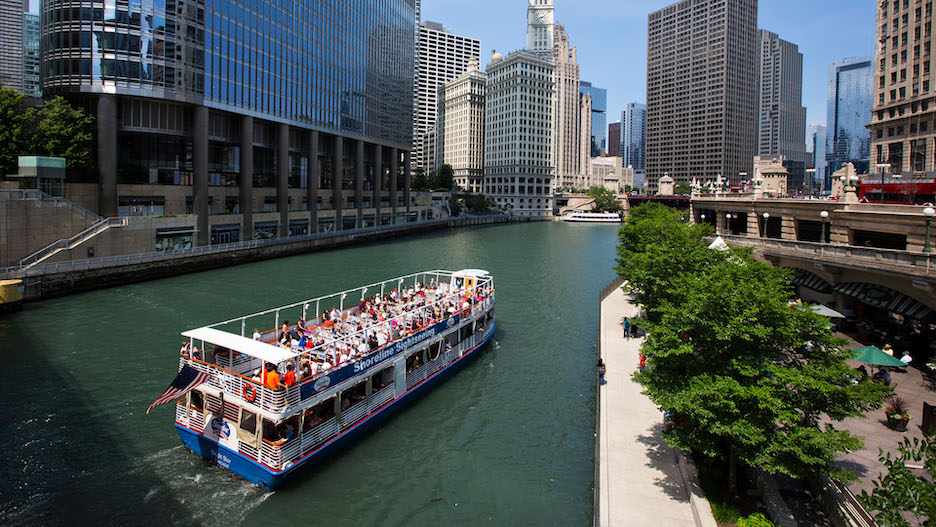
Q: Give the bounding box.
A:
[283,364,297,386]
[179,341,190,358]
[264,363,283,390]
[280,321,289,339]
[252,328,261,341]
[297,317,307,333]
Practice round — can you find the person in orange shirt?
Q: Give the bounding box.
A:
[282,364,296,387]
[264,363,282,390]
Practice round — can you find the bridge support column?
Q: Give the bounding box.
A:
[716,213,727,235]
[781,217,796,240]
[746,213,759,237]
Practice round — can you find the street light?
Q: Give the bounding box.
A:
[875,163,892,203]
[761,212,769,238]
[725,213,732,235]
[820,210,829,244]
[924,206,935,253]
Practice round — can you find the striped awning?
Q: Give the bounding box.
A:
[833,282,936,323]
[792,270,833,294]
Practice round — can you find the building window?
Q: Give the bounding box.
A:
[155,228,194,251]
[911,139,927,171]
[888,141,904,171]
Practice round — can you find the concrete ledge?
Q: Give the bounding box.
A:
[754,469,798,527]
[675,449,719,527]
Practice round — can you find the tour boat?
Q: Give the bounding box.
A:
[560,210,622,223]
[154,269,495,490]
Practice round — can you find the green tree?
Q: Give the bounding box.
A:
[860,432,936,527]
[586,186,622,212]
[37,96,94,172]
[620,203,889,491]
[674,182,693,195]
[462,192,493,213]
[0,84,37,176]
[411,167,430,191]
[434,163,455,190]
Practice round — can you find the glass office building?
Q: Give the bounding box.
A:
[42,0,416,243]
[579,81,606,157]
[825,57,873,186]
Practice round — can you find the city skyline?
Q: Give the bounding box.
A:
[422,0,876,132]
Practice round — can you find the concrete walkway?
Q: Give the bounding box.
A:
[597,286,702,526]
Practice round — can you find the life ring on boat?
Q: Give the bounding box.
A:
[243,383,257,402]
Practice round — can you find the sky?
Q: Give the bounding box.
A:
[421,0,877,131]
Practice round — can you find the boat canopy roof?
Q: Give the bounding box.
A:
[182,327,297,364]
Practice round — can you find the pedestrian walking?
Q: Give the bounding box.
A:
[622,317,630,339]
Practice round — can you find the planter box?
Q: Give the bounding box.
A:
[887,414,910,432]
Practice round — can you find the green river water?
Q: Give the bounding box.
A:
[0,221,619,526]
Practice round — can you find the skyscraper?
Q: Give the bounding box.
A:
[527,0,555,56]
[413,21,481,172]
[438,58,487,192]
[43,0,416,241]
[623,103,647,174]
[755,29,806,188]
[826,57,873,185]
[646,0,758,192]
[608,121,622,158]
[484,50,554,216]
[806,124,827,192]
[551,23,589,190]
[22,12,38,98]
[580,81,607,156]
[869,1,936,176]
[0,0,26,92]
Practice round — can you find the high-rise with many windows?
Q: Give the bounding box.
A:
[756,29,806,188]
[608,121,622,158]
[580,81,607,156]
[438,58,486,192]
[412,21,481,172]
[22,12,38,98]
[483,50,554,216]
[646,0,758,192]
[0,0,26,92]
[623,103,646,174]
[870,0,936,177]
[826,56,873,185]
[42,0,417,244]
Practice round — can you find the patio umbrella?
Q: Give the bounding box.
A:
[851,345,906,367]
[788,302,846,318]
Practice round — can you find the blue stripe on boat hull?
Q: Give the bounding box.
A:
[176,322,496,491]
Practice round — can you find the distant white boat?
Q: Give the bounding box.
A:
[560,211,622,223]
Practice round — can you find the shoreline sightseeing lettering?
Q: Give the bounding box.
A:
[148,269,496,491]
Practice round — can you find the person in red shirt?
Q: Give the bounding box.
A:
[282,364,296,386]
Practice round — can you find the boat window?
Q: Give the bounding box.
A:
[303,396,336,432]
[371,365,394,392]
[445,332,458,349]
[405,350,424,373]
[239,409,257,434]
[340,380,367,410]
[263,416,298,444]
[190,390,204,411]
[459,325,473,342]
[428,340,442,361]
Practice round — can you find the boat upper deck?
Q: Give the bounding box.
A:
[177,270,495,418]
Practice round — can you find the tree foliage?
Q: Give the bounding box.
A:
[586,186,622,212]
[411,167,430,191]
[462,191,493,213]
[860,432,936,527]
[0,84,36,176]
[674,182,693,195]
[434,163,454,190]
[37,96,94,171]
[619,203,890,482]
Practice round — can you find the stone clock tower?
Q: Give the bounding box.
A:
[526,0,554,55]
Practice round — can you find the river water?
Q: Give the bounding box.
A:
[0,221,619,526]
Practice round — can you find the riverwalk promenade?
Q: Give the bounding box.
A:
[597,284,716,527]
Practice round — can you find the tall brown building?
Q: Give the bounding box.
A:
[608,122,622,158]
[869,0,936,175]
[646,0,758,192]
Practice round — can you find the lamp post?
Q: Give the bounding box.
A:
[924,207,935,253]
[761,212,769,238]
[820,210,829,244]
[701,213,706,224]
[875,163,891,203]
[725,213,732,235]
[806,168,817,198]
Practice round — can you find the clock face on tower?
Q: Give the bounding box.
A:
[529,10,550,25]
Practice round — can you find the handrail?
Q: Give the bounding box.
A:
[0,214,510,279]
[18,216,128,268]
[0,188,101,222]
[719,234,936,274]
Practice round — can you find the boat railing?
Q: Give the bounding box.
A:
[181,357,301,416]
[260,436,301,470]
[301,416,339,455]
[339,399,369,428]
[175,400,206,431]
[369,385,395,412]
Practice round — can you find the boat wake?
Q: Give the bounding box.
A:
[132,446,272,526]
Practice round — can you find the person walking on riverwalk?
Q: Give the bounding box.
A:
[622,317,630,339]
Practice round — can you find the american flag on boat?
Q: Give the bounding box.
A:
[146,365,210,414]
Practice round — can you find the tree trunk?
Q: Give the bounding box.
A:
[728,446,738,498]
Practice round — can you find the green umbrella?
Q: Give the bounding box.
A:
[852,345,906,367]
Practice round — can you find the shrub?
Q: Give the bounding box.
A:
[737,512,775,527]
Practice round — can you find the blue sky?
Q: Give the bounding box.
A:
[422,0,876,130]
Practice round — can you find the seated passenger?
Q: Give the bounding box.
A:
[264,363,283,390]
